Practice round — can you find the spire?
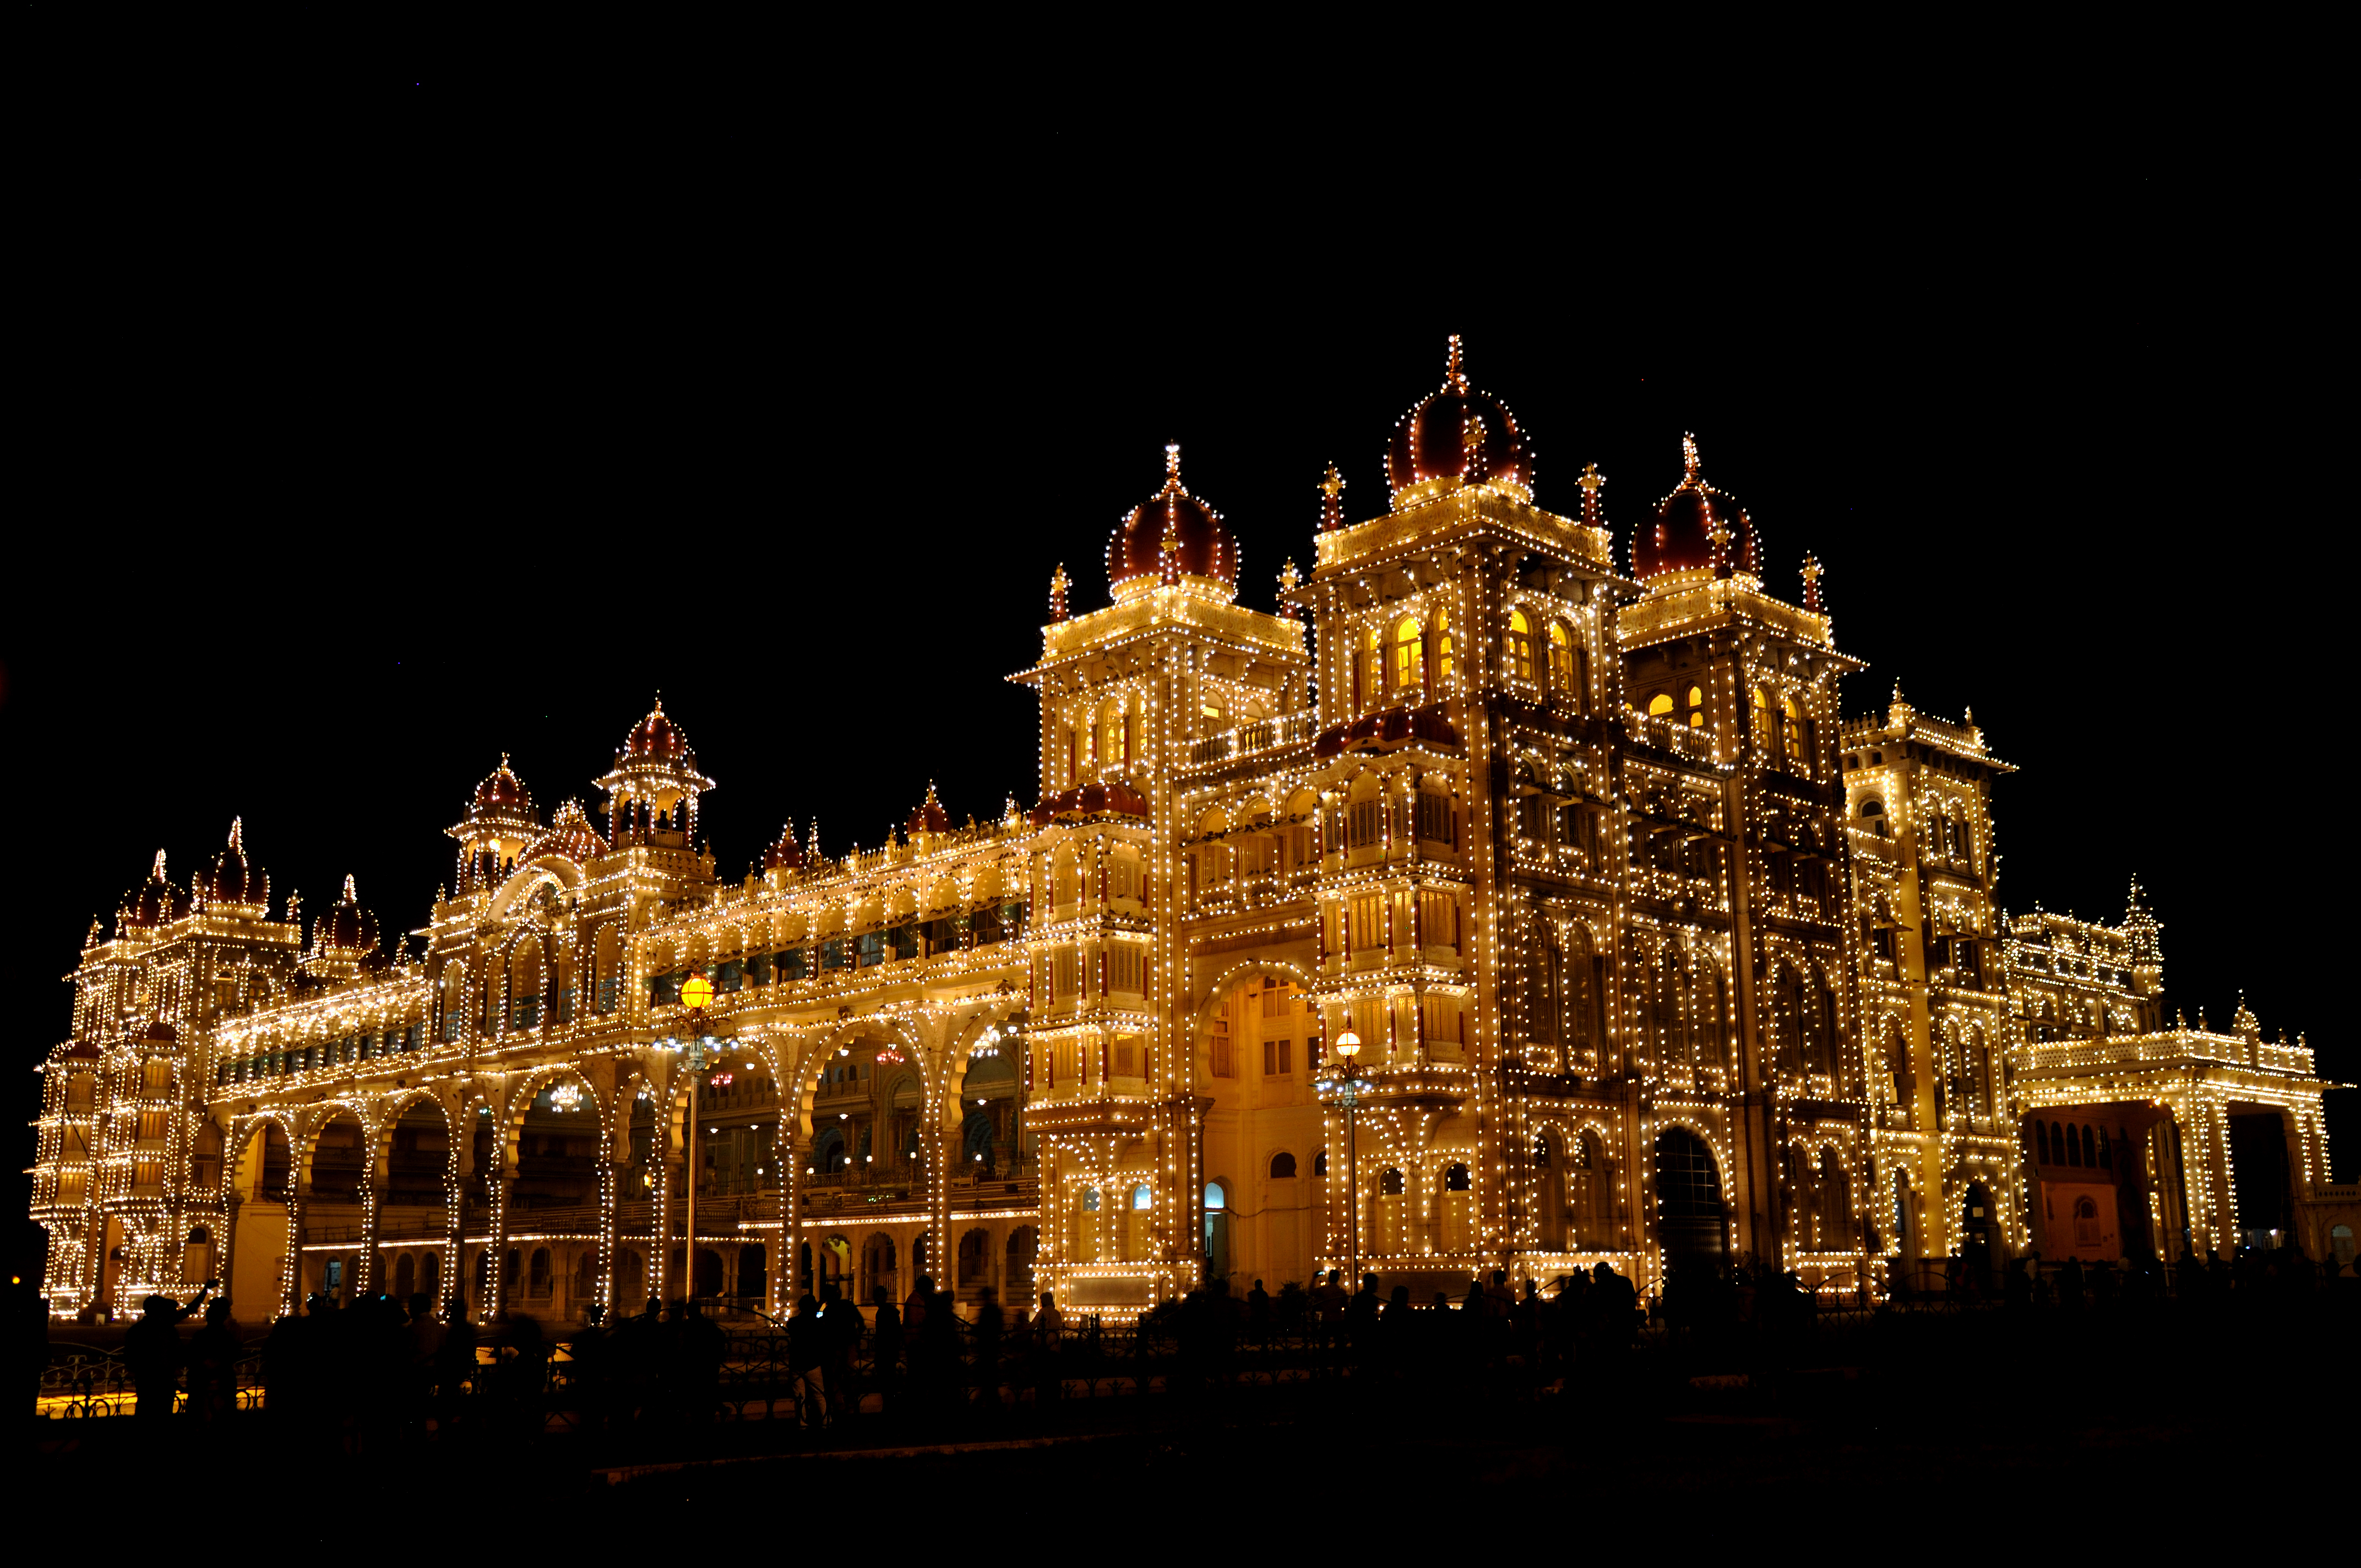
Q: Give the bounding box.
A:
[227,817,244,851]
[1049,562,1070,622]
[151,849,167,880]
[1578,462,1606,530]
[1318,461,1346,531]
[1163,441,1182,492]
[1444,334,1467,393]
[1800,553,1825,613]
[1682,431,1702,482]
[342,873,358,903]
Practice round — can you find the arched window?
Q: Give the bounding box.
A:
[2096,1125,2112,1169]
[2080,1124,2096,1167]
[1393,617,1424,692]
[2072,1196,2101,1246]
[1505,609,1535,681]
[1358,625,1384,710]
[1647,692,1675,718]
[1269,1151,1297,1179]
[1433,606,1455,683]
[1379,1167,1405,1195]
[1548,621,1576,693]
[1081,1185,1101,1211]
[1098,703,1126,768]
[2063,1123,2080,1166]
[1685,684,1706,728]
[1312,1150,1327,1178]
[1782,693,1810,769]
[1444,1162,1471,1191]
[1203,1182,1226,1209]
[1131,1183,1152,1210]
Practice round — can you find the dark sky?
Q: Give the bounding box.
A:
[7,136,2346,1208]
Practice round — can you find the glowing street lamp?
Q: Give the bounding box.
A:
[1316,1028,1367,1287]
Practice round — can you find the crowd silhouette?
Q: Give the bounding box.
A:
[35,1238,2356,1453]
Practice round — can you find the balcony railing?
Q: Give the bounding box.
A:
[1188,711,1317,767]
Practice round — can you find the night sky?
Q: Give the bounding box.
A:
[8,146,2344,1223]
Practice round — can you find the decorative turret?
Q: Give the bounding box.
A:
[197,818,268,913]
[1638,433,1760,583]
[1384,335,1533,509]
[906,782,951,840]
[1106,444,1238,605]
[448,754,541,892]
[595,698,716,848]
[116,850,188,933]
[304,874,383,981]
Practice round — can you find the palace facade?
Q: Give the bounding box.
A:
[30,340,2350,1324]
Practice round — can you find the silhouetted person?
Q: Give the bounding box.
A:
[124,1291,189,1420]
[973,1286,1003,1413]
[187,1297,241,1424]
[871,1285,905,1407]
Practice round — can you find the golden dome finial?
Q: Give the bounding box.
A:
[1445,334,1467,393]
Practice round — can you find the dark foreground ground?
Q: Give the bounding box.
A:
[29,1298,2345,1542]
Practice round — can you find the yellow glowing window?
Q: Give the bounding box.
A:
[1687,684,1706,727]
[1751,686,1768,710]
[1506,610,1535,681]
[1434,607,1454,681]
[1394,618,1424,689]
[1783,695,1802,719]
[1100,708,1124,764]
[1548,622,1575,690]
[1647,693,1674,717]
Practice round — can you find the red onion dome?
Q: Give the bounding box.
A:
[1028,780,1151,827]
[621,696,694,765]
[1107,444,1238,602]
[118,850,189,930]
[59,1039,104,1062]
[199,817,268,910]
[906,783,952,837]
[1384,336,1534,508]
[314,874,381,955]
[1636,433,1759,582]
[1313,702,1462,758]
[473,755,534,814]
[763,820,807,872]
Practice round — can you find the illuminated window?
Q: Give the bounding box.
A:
[1548,621,1575,692]
[1505,610,1535,681]
[1686,684,1706,728]
[1131,1183,1152,1210]
[1358,625,1384,709]
[1647,693,1675,717]
[1434,607,1455,682]
[1098,705,1125,767]
[1394,617,1424,690]
[1782,694,1809,767]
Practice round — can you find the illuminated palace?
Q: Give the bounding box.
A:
[31,340,2351,1324]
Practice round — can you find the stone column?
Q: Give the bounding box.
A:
[781,1140,808,1305]
[595,1159,624,1317]
[358,1180,387,1297]
[282,1182,308,1320]
[649,1156,680,1303]
[485,1169,516,1321]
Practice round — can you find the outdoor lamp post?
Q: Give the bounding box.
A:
[1317,1028,1367,1287]
[672,970,717,1304]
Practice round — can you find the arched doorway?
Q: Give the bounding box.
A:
[1960,1180,1995,1289]
[1653,1127,1728,1275]
[1203,1182,1232,1280]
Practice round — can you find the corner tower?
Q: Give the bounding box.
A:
[1011,444,1309,1310]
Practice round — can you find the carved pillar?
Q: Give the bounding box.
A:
[485,1168,516,1321]
[649,1155,679,1303]
[595,1159,624,1317]
[358,1179,387,1297]
[282,1183,308,1320]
